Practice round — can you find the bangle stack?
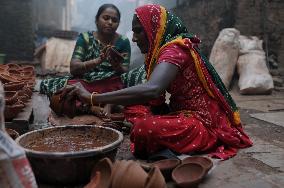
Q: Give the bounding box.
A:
[91,92,99,106]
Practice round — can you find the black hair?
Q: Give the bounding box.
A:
[95,4,121,22]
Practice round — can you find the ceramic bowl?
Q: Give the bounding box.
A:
[182,156,213,173]
[151,158,181,181]
[172,163,205,188]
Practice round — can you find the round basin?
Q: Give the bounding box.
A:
[16,125,123,185]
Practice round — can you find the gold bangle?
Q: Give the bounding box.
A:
[91,92,99,106]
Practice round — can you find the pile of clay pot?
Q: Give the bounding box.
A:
[85,156,213,188]
[0,63,35,121]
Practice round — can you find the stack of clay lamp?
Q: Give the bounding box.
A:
[0,63,35,121]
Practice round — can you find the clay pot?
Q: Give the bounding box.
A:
[172,163,205,188]
[110,113,125,121]
[151,158,181,181]
[111,160,148,188]
[0,73,19,83]
[144,166,167,188]
[182,156,213,173]
[5,91,18,105]
[4,81,26,91]
[88,158,113,188]
[4,101,25,121]
[5,128,20,140]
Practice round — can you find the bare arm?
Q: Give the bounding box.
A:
[70,57,103,76]
[63,62,179,106]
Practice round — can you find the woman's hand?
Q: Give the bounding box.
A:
[56,82,91,105]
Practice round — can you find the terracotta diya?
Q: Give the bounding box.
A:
[172,163,206,188]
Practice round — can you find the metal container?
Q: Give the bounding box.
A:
[16,125,123,185]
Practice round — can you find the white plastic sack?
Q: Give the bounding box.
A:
[209,28,240,89]
[239,35,263,53]
[237,50,274,94]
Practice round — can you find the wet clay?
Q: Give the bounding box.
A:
[25,129,118,152]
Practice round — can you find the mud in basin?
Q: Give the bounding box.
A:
[16,125,123,185]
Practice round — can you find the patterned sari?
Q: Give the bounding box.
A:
[40,31,131,96]
[125,5,252,160]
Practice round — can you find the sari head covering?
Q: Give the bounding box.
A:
[135,4,241,126]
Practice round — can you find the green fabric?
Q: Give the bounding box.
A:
[73,32,131,81]
[40,31,131,96]
[121,65,147,87]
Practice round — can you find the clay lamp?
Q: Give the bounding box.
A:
[50,93,64,116]
[7,63,21,70]
[8,68,22,76]
[5,128,20,140]
[108,46,125,65]
[151,158,181,181]
[4,91,18,105]
[86,157,113,188]
[138,160,152,172]
[4,81,26,91]
[4,101,25,120]
[111,160,148,188]
[0,73,19,83]
[62,97,76,118]
[144,166,167,188]
[109,113,125,121]
[21,65,35,73]
[182,156,213,173]
[172,163,206,188]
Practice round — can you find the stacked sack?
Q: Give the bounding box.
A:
[0,63,36,121]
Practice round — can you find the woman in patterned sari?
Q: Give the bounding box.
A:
[40,4,131,96]
[58,4,252,160]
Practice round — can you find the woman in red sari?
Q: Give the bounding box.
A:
[59,4,252,160]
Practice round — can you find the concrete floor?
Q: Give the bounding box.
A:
[30,79,284,188]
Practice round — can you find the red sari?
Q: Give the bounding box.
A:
[125,5,252,160]
[125,42,252,160]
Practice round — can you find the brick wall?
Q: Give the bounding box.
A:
[173,0,284,69]
[0,0,34,61]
